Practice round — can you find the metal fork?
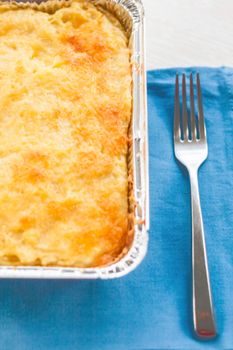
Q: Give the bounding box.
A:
[174,73,217,339]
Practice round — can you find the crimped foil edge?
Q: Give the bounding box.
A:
[0,0,71,12]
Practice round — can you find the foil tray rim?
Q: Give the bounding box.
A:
[0,0,149,279]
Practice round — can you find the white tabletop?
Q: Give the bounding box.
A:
[143,0,233,70]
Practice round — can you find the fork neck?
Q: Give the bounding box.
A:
[188,167,198,178]
[188,168,200,200]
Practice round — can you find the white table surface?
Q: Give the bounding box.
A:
[143,0,233,70]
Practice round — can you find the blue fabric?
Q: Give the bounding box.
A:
[1,67,233,350]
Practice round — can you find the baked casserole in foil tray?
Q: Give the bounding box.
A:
[0,0,148,279]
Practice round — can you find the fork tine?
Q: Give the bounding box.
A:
[197,73,206,140]
[174,74,181,141]
[190,74,196,140]
[182,74,189,140]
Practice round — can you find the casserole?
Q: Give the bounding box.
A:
[0,0,148,279]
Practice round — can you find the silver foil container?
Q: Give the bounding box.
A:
[0,0,149,279]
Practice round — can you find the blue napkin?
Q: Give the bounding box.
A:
[1,67,233,350]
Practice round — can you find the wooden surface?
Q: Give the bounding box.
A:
[143,0,233,70]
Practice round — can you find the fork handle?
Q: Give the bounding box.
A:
[189,169,217,339]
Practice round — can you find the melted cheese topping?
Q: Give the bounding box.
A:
[0,1,131,267]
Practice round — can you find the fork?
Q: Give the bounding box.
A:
[174,73,217,339]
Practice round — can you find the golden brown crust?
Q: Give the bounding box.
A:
[0,0,132,267]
